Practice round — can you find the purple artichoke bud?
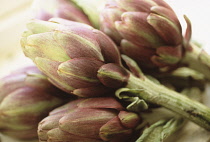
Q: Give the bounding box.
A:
[38,97,141,142]
[100,0,186,70]
[31,0,91,25]
[0,66,69,140]
[21,18,129,97]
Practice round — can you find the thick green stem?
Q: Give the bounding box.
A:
[181,43,210,80]
[124,73,210,130]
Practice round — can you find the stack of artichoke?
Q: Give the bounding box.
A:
[1,0,210,141]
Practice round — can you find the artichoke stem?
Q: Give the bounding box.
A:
[124,73,210,130]
[181,43,210,80]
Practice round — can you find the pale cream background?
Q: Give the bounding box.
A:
[0,0,34,79]
[0,0,210,142]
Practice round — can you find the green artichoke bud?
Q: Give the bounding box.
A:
[38,97,141,142]
[100,0,186,70]
[31,0,91,25]
[21,18,129,97]
[0,66,69,140]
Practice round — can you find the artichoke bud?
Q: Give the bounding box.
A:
[97,63,129,88]
[0,66,69,140]
[100,0,186,70]
[38,97,141,142]
[21,18,122,97]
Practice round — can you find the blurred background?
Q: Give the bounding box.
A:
[0,0,210,141]
[0,0,34,78]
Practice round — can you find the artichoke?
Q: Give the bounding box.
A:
[38,97,141,142]
[21,18,129,97]
[31,0,91,25]
[100,0,184,70]
[0,66,69,140]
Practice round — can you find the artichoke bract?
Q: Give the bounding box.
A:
[0,66,69,140]
[31,0,91,25]
[38,97,141,142]
[21,18,129,97]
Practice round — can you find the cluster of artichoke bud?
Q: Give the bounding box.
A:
[1,0,210,142]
